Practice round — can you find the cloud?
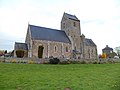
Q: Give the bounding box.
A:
[0,0,120,53]
[66,0,120,53]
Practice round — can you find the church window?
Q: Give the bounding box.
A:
[61,45,62,53]
[66,47,68,52]
[73,22,76,27]
[54,46,57,52]
[63,23,65,28]
[88,49,90,59]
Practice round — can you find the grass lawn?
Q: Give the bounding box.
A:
[0,63,120,90]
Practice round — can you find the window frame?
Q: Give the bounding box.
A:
[66,47,68,52]
[54,46,57,53]
[73,22,76,27]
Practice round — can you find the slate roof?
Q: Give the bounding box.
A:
[29,25,71,43]
[65,13,79,21]
[85,39,96,46]
[102,45,113,51]
[15,42,28,50]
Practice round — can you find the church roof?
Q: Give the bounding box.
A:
[29,25,71,43]
[15,42,28,50]
[65,13,79,21]
[85,39,96,46]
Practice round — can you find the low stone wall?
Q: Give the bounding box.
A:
[0,57,49,64]
[0,57,120,64]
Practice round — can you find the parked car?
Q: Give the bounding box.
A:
[114,56,119,59]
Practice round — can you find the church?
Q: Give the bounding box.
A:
[14,13,98,60]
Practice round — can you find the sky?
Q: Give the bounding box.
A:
[0,0,120,54]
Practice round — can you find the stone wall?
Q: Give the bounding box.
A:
[84,45,97,60]
[31,40,72,58]
[25,27,33,57]
[61,13,81,57]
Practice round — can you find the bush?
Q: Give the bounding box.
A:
[28,60,34,64]
[16,50,25,58]
[11,60,16,63]
[49,58,60,64]
[92,61,98,64]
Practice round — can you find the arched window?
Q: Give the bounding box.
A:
[38,45,44,58]
[88,49,90,59]
[54,46,57,52]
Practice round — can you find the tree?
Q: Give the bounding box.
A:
[99,53,106,58]
[114,47,120,58]
[0,50,4,56]
[114,46,120,55]
[4,50,7,54]
[16,50,25,58]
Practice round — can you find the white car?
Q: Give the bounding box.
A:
[114,56,119,59]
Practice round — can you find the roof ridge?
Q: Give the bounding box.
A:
[29,24,64,32]
[65,12,75,16]
[15,42,26,44]
[64,12,79,21]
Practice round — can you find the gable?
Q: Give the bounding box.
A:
[85,39,96,46]
[29,25,71,44]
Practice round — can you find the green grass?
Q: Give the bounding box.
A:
[0,63,120,90]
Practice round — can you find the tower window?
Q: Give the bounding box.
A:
[73,22,76,27]
[63,23,65,28]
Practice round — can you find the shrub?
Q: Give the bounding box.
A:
[99,53,106,58]
[92,61,98,64]
[16,50,25,58]
[11,60,16,63]
[49,58,60,64]
[28,60,34,64]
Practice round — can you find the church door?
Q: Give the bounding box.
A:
[38,46,44,58]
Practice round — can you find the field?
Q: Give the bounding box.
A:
[0,63,120,90]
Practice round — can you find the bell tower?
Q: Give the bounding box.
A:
[61,13,81,36]
[61,12,82,58]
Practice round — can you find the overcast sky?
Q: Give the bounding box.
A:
[0,0,120,54]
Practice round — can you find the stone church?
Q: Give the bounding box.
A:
[14,13,98,59]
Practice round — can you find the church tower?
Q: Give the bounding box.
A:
[61,12,82,58]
